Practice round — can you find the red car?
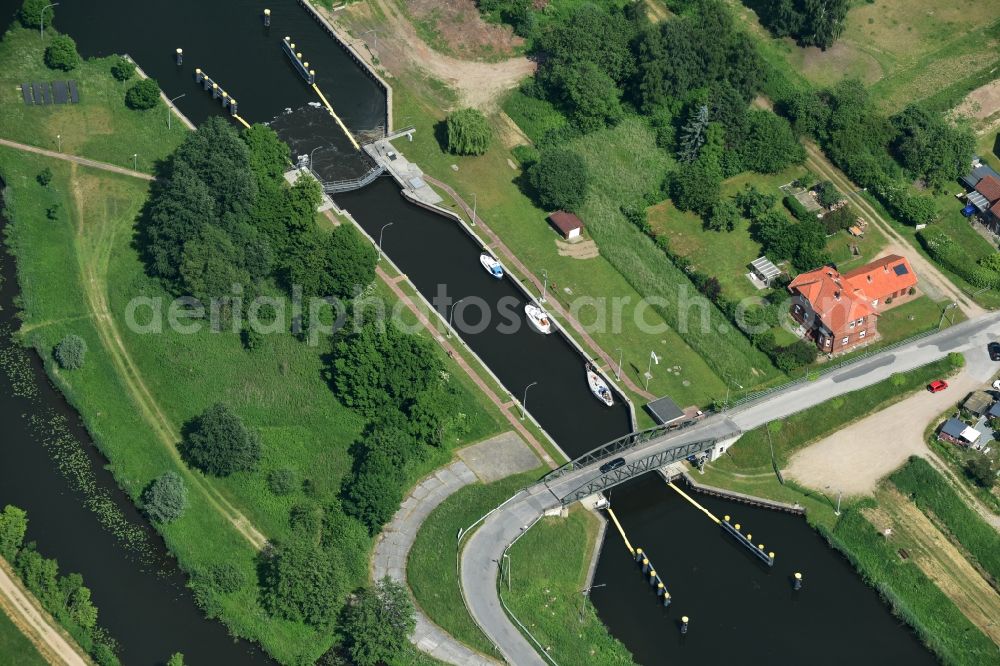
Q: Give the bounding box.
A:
[927,380,949,393]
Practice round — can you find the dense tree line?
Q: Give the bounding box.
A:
[142,119,375,304]
[743,0,850,49]
[0,505,120,665]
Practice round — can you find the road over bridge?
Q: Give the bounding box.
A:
[460,311,1000,666]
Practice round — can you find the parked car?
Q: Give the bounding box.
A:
[599,457,626,474]
[927,380,949,393]
[988,342,1000,361]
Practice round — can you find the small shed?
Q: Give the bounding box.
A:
[645,396,685,425]
[750,256,781,287]
[987,401,1000,420]
[962,390,994,417]
[938,418,981,446]
[548,211,583,240]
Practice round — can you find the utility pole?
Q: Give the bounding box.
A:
[132,153,138,171]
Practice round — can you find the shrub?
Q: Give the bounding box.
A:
[54,334,87,370]
[511,144,539,168]
[142,472,188,523]
[268,468,297,496]
[44,35,79,71]
[46,204,60,220]
[259,536,348,626]
[783,195,812,222]
[181,403,261,476]
[527,148,589,212]
[965,457,995,489]
[125,78,161,110]
[947,351,965,368]
[110,56,134,81]
[445,108,492,156]
[19,0,51,29]
[340,578,416,666]
[36,168,53,187]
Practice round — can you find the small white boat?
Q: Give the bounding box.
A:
[525,304,553,334]
[586,364,614,407]
[480,253,504,279]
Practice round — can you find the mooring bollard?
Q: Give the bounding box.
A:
[175,48,183,66]
[649,570,657,586]
[263,8,271,27]
[211,82,219,99]
[641,557,650,574]
[680,616,689,635]
[230,99,238,116]
[793,572,803,590]
[634,547,643,562]
[195,68,204,84]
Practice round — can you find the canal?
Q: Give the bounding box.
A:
[591,475,935,665]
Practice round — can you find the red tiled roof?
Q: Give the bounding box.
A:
[992,200,1000,218]
[548,211,583,235]
[788,266,874,334]
[976,175,1000,203]
[844,254,918,301]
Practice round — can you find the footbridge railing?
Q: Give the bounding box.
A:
[543,420,700,482]
[320,163,385,194]
[556,437,718,506]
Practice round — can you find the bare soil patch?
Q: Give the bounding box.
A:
[954,78,1000,121]
[407,0,523,60]
[555,238,599,259]
[797,40,883,87]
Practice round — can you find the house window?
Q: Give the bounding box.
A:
[856,317,864,325]
[849,321,855,329]
[872,299,879,307]
[793,304,802,315]
[859,330,866,339]
[841,336,849,345]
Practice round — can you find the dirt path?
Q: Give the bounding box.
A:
[0,561,87,666]
[803,142,984,319]
[333,0,535,110]
[68,165,269,550]
[865,487,1000,645]
[0,138,152,181]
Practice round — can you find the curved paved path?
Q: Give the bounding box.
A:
[462,312,1000,664]
[372,460,501,666]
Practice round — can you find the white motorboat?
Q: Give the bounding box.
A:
[525,304,553,334]
[586,364,614,407]
[480,253,504,279]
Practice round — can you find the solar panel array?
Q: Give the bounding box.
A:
[21,81,79,105]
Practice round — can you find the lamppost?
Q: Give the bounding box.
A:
[579,583,606,621]
[377,222,393,262]
[56,134,61,152]
[362,29,378,52]
[167,93,186,130]
[132,153,138,171]
[723,373,743,409]
[502,553,511,592]
[40,3,59,39]
[447,297,466,338]
[614,348,623,381]
[470,192,477,226]
[644,351,660,391]
[825,485,843,516]
[308,145,323,173]
[521,381,537,420]
[540,269,548,304]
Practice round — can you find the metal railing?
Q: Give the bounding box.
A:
[320,163,385,193]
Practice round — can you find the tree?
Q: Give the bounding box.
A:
[341,450,404,534]
[891,105,975,192]
[284,224,376,301]
[705,198,739,232]
[167,654,185,666]
[545,61,623,132]
[125,78,161,110]
[734,184,777,220]
[537,4,635,84]
[341,578,416,666]
[44,35,79,71]
[0,505,28,561]
[964,456,995,489]
[142,472,188,523]
[678,105,710,164]
[36,168,53,187]
[20,0,51,29]
[182,403,261,476]
[801,0,849,49]
[54,334,87,370]
[815,181,842,208]
[66,584,98,630]
[736,110,805,174]
[268,469,297,496]
[527,148,589,212]
[110,56,135,82]
[446,108,492,156]
[260,536,347,626]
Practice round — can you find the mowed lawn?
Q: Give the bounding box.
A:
[731,0,1000,112]
[391,80,729,406]
[2,149,505,663]
[0,607,48,666]
[0,27,188,171]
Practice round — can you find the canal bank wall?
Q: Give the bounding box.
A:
[681,472,805,515]
[297,0,393,133]
[123,54,196,131]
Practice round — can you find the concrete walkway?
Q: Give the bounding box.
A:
[372,460,501,666]
[0,138,154,181]
[0,561,87,666]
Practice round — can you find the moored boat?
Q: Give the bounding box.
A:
[480,253,504,279]
[586,363,614,407]
[525,304,553,334]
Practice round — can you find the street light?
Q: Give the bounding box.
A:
[132,153,138,171]
[521,381,538,420]
[825,485,843,516]
[56,134,61,152]
[167,93,186,130]
[362,29,378,52]
[470,192,477,226]
[40,3,59,39]
[540,269,548,304]
[377,222,393,262]
[447,297,466,338]
[579,583,607,621]
[614,348,623,381]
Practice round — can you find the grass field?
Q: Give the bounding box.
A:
[890,456,1000,583]
[407,470,541,657]
[389,79,728,406]
[0,27,188,172]
[504,509,635,666]
[731,0,1000,112]
[715,356,958,473]
[0,608,48,666]
[1,148,505,663]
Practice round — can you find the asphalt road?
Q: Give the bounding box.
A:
[460,312,1000,665]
